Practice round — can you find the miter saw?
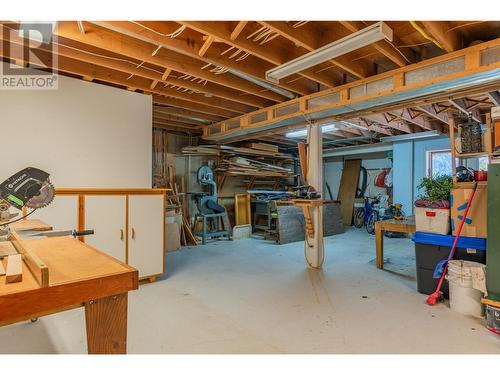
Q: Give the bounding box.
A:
[0,167,55,240]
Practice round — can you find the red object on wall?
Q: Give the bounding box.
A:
[374,169,388,188]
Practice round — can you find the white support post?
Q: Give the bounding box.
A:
[304,124,324,268]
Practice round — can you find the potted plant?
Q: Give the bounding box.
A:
[414,175,453,234]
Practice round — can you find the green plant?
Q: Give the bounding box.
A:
[417,175,453,203]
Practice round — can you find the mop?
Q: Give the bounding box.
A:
[426,182,478,306]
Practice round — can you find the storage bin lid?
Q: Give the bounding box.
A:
[412,231,486,250]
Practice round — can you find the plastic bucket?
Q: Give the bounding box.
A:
[446,260,485,318]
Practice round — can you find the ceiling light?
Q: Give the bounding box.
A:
[380,130,441,143]
[285,123,340,138]
[266,22,393,84]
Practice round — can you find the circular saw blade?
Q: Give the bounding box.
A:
[26,181,55,209]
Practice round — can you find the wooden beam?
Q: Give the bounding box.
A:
[230,21,248,40]
[259,21,374,79]
[89,21,313,97]
[150,80,159,90]
[487,91,500,106]
[153,95,236,118]
[180,21,341,87]
[198,35,214,57]
[339,21,413,66]
[53,21,287,103]
[153,123,203,134]
[449,98,481,123]
[153,105,222,122]
[5,254,22,283]
[153,118,201,129]
[417,104,449,125]
[418,21,461,53]
[153,112,206,126]
[0,24,272,109]
[363,113,414,133]
[389,108,437,130]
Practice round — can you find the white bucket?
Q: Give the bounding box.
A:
[446,260,486,318]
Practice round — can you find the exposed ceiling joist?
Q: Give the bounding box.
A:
[487,91,500,106]
[417,21,461,53]
[153,95,237,118]
[92,21,316,96]
[153,105,222,123]
[179,21,341,87]
[53,22,288,103]
[448,98,481,123]
[417,104,449,125]
[259,21,375,79]
[339,21,413,66]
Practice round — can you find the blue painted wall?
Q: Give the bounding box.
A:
[393,136,451,214]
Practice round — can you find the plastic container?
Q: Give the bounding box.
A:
[412,232,486,297]
[446,260,486,318]
[415,207,450,234]
[486,305,500,335]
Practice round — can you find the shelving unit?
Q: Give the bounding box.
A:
[449,113,493,186]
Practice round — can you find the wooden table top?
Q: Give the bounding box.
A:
[376,216,416,232]
[10,219,53,232]
[0,236,135,297]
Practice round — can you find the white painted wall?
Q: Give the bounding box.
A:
[0,65,152,188]
[324,153,391,200]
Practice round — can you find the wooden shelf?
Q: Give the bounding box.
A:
[455,151,490,158]
[482,298,500,308]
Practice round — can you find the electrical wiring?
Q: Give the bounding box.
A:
[129,21,186,39]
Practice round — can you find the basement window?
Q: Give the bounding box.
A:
[427,150,452,177]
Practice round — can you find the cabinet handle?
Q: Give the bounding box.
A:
[131,228,135,239]
[120,229,124,240]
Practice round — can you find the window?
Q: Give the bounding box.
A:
[427,150,452,177]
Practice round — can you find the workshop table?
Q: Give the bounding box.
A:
[374,216,416,269]
[0,229,138,354]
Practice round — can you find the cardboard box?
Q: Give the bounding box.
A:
[415,207,450,235]
[450,186,487,238]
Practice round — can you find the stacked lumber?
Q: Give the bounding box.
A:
[216,157,294,177]
[182,144,293,159]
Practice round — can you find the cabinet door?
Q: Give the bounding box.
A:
[30,195,78,230]
[128,195,164,278]
[85,195,126,263]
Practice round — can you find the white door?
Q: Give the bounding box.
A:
[85,195,126,262]
[128,195,164,278]
[30,195,78,230]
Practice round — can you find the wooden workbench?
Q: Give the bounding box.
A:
[374,216,416,269]
[0,226,138,354]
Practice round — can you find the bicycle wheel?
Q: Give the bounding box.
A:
[353,208,364,228]
[366,211,378,235]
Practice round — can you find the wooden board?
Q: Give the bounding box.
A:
[0,259,5,276]
[234,193,251,225]
[337,159,362,226]
[244,142,279,153]
[6,254,22,283]
[10,219,53,232]
[0,241,17,259]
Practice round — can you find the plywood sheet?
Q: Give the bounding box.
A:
[0,242,17,259]
[337,159,362,226]
[234,194,251,225]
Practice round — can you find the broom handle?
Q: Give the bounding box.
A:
[435,182,478,293]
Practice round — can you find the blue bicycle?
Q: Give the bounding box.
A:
[353,197,379,234]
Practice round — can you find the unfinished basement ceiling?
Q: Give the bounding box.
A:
[1,21,498,149]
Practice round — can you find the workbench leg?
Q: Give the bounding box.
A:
[304,124,324,269]
[85,293,128,354]
[375,223,384,269]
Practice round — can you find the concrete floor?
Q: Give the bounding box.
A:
[1,228,499,354]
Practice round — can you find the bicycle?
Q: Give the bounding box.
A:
[353,197,380,235]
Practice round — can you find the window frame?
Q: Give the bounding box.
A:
[426,149,453,178]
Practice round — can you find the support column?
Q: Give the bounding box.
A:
[304,124,324,268]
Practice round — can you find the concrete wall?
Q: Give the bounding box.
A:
[0,66,152,188]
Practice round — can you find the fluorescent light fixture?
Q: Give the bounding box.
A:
[266,22,393,84]
[380,130,441,143]
[286,123,339,138]
[229,69,297,99]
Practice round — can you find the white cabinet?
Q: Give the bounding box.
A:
[81,193,165,279]
[84,195,127,263]
[128,195,164,278]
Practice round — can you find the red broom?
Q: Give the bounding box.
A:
[426,182,478,306]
